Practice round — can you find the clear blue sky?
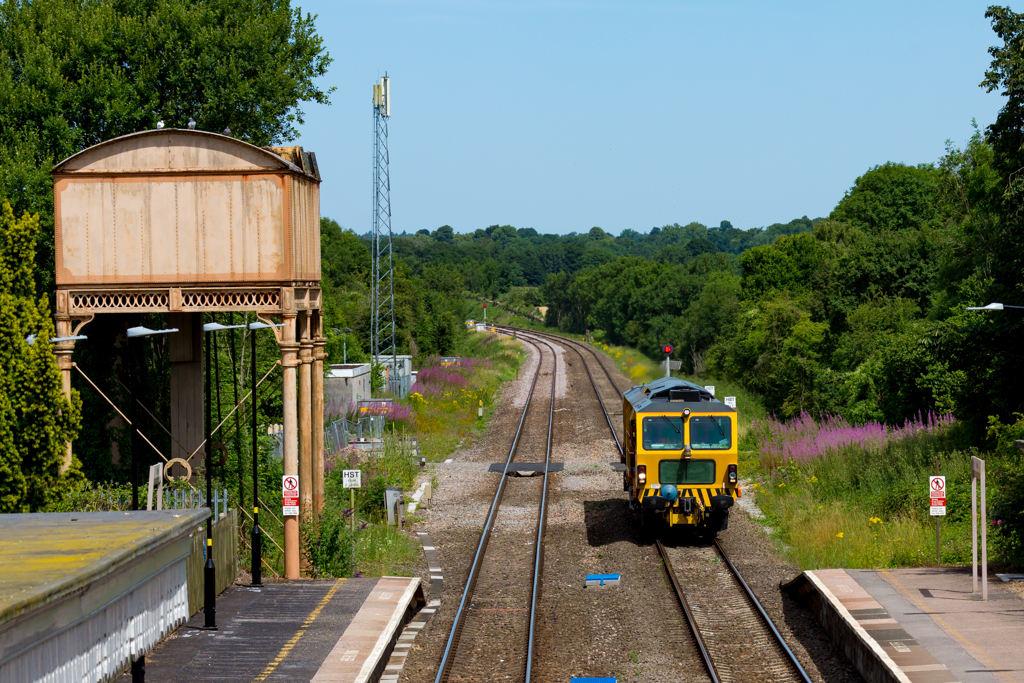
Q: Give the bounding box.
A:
[292,1,1008,236]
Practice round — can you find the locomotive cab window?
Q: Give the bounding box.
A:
[660,459,715,484]
[642,416,683,450]
[689,416,731,450]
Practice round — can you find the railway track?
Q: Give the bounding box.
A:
[497,326,625,452]
[499,325,813,683]
[433,336,557,683]
[658,539,812,683]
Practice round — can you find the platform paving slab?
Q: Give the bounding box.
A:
[796,567,1024,683]
[859,567,1024,683]
[115,578,378,682]
[312,576,424,682]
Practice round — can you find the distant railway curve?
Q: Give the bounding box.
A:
[499,326,623,457]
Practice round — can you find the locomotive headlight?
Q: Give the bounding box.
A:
[637,465,647,486]
[728,463,738,484]
[683,408,691,417]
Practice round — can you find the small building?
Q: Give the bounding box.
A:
[373,354,413,397]
[326,363,372,415]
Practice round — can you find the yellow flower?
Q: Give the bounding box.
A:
[818,505,823,510]
[836,532,844,538]
[809,476,818,483]
[778,483,786,488]
[869,517,883,524]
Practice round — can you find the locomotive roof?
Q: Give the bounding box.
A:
[623,377,736,414]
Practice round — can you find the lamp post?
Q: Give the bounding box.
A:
[333,327,353,364]
[247,320,284,587]
[200,321,246,629]
[125,326,178,510]
[125,324,177,683]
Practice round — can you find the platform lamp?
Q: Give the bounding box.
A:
[333,327,353,364]
[965,302,1024,311]
[125,326,179,511]
[200,321,246,629]
[247,320,284,587]
[125,324,176,683]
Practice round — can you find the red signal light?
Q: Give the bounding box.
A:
[663,344,674,355]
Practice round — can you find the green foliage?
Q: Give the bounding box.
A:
[0,201,82,512]
[0,0,333,292]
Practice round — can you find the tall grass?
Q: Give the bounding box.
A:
[406,332,522,462]
[749,414,980,568]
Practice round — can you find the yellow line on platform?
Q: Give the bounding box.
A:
[251,578,346,682]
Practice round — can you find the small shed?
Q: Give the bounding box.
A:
[326,363,372,414]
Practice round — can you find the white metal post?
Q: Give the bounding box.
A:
[972,467,977,594]
[982,460,987,600]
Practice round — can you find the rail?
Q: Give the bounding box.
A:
[656,539,813,683]
[434,336,556,682]
[656,539,721,683]
[504,326,623,458]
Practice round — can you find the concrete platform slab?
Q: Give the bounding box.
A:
[787,566,1024,683]
[115,576,423,683]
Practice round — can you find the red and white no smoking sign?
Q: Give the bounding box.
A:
[283,475,299,516]
[930,475,946,516]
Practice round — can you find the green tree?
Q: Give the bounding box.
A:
[0,201,81,512]
[0,0,333,291]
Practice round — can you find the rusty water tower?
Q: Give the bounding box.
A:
[51,128,326,578]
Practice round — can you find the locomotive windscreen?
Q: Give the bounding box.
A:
[642,416,683,450]
[690,416,732,450]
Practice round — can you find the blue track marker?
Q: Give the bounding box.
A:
[584,573,621,587]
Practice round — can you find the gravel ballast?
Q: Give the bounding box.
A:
[399,334,865,682]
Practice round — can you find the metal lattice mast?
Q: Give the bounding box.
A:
[371,75,396,391]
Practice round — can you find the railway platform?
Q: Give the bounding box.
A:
[789,566,1024,683]
[114,576,424,683]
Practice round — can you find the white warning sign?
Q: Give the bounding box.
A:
[283,475,299,516]
[929,475,946,516]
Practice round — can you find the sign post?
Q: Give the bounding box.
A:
[724,396,737,409]
[930,469,945,565]
[282,475,299,517]
[343,470,362,570]
[662,344,674,378]
[971,455,987,600]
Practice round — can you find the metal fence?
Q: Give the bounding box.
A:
[267,415,388,458]
[164,488,232,522]
[90,487,232,522]
[324,415,386,453]
[383,374,410,398]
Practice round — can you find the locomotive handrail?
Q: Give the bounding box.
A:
[714,540,813,683]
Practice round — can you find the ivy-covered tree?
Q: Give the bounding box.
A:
[0,201,81,512]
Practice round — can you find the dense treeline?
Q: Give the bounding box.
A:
[389,218,816,299]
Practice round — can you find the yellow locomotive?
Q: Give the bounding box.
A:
[622,377,739,534]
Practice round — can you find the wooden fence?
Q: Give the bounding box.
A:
[187,509,238,616]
